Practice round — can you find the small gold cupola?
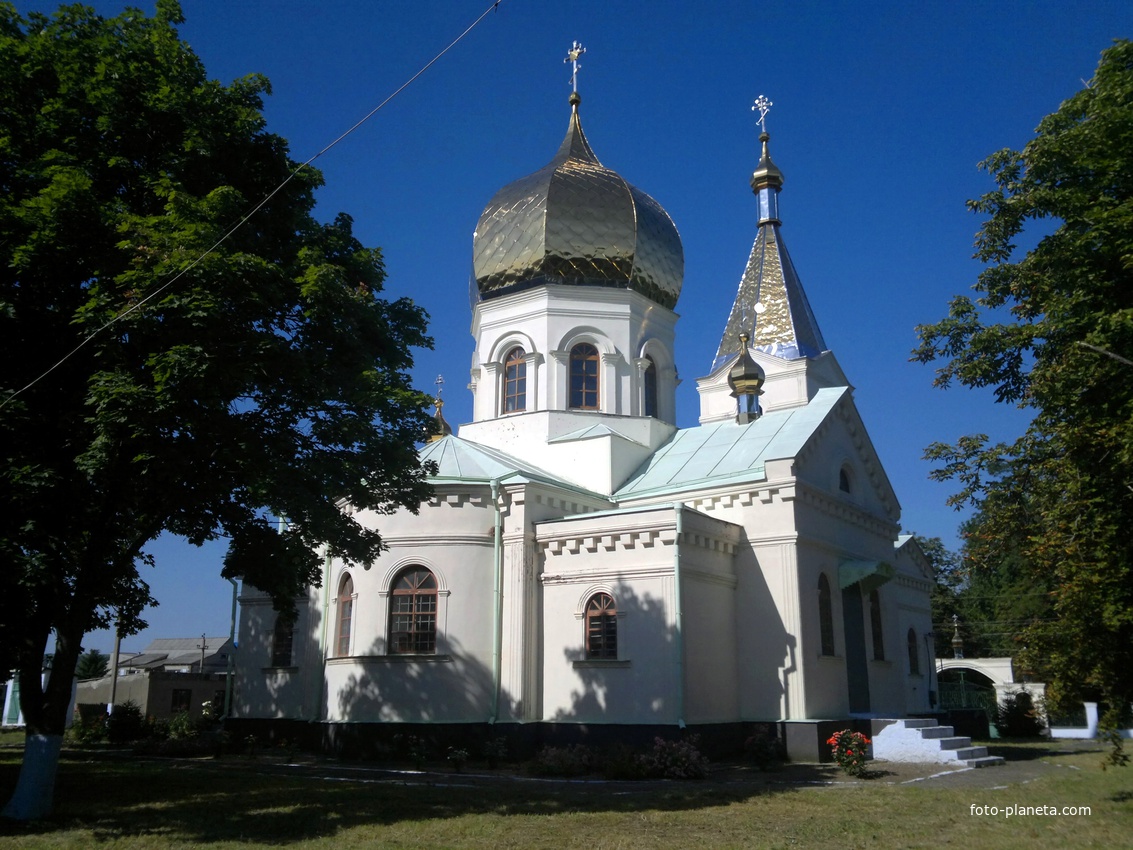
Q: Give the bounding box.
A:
[727,333,765,424]
[427,375,452,443]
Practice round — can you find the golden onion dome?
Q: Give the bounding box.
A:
[472,94,684,309]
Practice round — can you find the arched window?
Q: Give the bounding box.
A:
[271,611,296,667]
[839,466,852,493]
[389,567,437,654]
[818,574,835,656]
[869,589,884,660]
[907,628,920,675]
[569,343,600,410]
[504,347,526,413]
[335,574,354,658]
[643,355,658,418]
[585,593,618,659]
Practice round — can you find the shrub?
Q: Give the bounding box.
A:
[744,731,786,769]
[601,744,648,780]
[447,746,469,772]
[827,729,871,777]
[482,736,508,768]
[69,714,107,744]
[106,700,145,744]
[638,736,709,780]
[168,710,199,740]
[996,692,1044,738]
[530,744,594,777]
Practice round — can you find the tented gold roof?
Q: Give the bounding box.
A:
[712,132,826,371]
[472,96,683,309]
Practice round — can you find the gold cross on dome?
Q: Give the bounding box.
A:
[752,95,773,133]
[565,41,586,91]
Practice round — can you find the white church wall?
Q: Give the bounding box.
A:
[797,541,851,718]
[313,492,501,723]
[734,539,803,720]
[470,284,678,424]
[863,583,903,716]
[537,507,682,724]
[677,509,742,724]
[234,590,319,720]
[892,544,935,716]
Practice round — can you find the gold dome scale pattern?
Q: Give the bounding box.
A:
[472,98,683,309]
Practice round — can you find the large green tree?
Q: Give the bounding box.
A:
[0,1,434,818]
[914,40,1133,738]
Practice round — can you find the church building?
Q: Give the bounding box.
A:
[233,71,936,761]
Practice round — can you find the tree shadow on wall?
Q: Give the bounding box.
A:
[555,582,677,726]
[232,595,324,724]
[327,633,517,759]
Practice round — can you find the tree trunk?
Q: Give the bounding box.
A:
[2,618,83,821]
[1,733,63,821]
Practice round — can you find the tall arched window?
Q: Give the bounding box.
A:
[818,574,835,656]
[869,589,884,660]
[585,592,618,659]
[907,628,920,674]
[504,347,526,413]
[839,466,852,493]
[271,611,296,667]
[643,355,658,418]
[569,343,600,410]
[335,574,354,657]
[389,567,437,654]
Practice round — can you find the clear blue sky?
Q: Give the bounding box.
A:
[17,0,1131,654]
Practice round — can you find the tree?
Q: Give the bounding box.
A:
[0,2,434,818]
[913,534,965,659]
[913,40,1133,753]
[74,649,109,681]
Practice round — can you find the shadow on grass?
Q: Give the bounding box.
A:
[0,748,811,844]
[985,739,1105,762]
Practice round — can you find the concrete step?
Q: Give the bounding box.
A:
[937,737,975,750]
[917,725,956,739]
[965,755,1006,768]
[951,746,989,760]
[871,718,1002,767]
[899,718,937,729]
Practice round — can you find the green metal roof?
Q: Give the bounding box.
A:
[615,387,848,499]
[418,434,606,500]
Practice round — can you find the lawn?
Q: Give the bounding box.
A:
[0,740,1129,848]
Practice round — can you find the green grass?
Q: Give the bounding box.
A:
[0,741,1129,848]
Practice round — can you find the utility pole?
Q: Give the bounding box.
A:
[197,634,209,673]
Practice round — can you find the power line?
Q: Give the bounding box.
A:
[0,0,505,411]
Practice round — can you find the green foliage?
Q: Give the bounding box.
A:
[995,692,1044,738]
[913,40,1133,729]
[68,713,106,745]
[105,701,145,744]
[743,731,787,769]
[0,0,433,762]
[75,650,109,680]
[481,736,508,768]
[446,746,468,772]
[637,736,710,780]
[529,744,595,777]
[826,729,872,777]
[167,710,198,740]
